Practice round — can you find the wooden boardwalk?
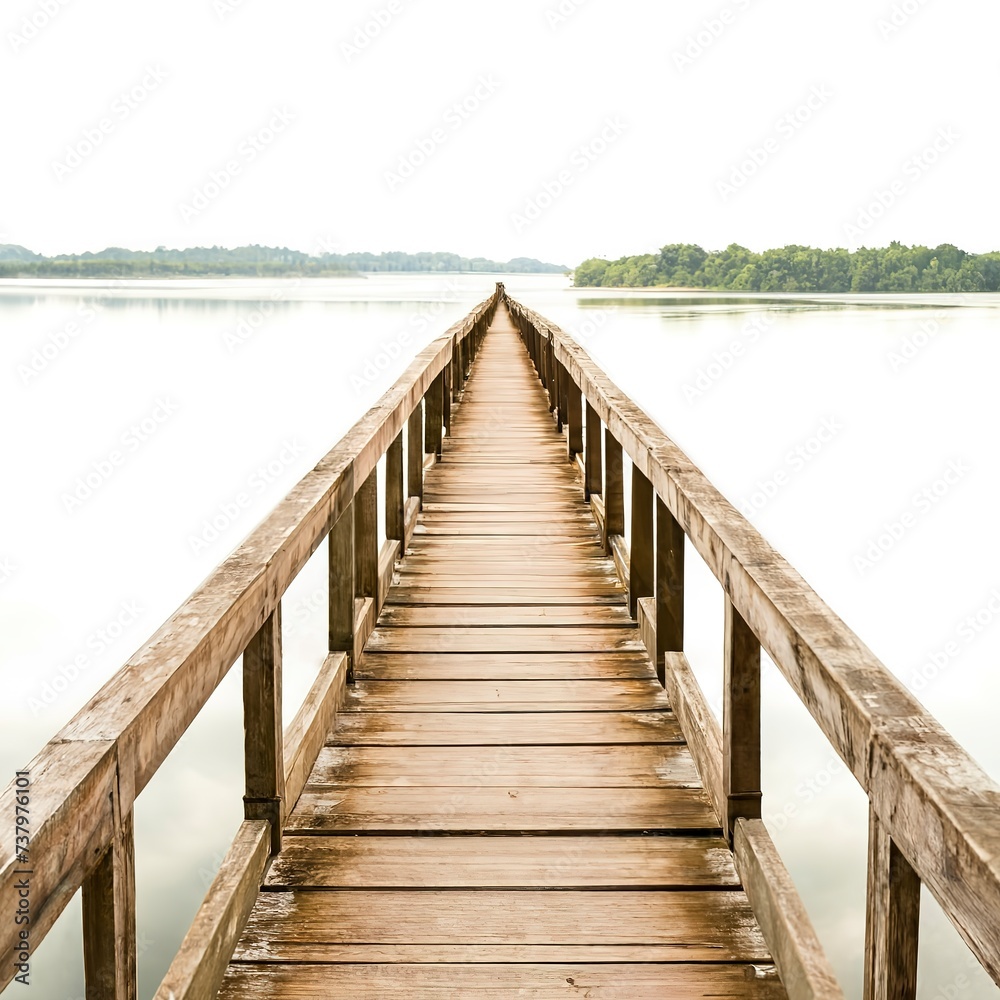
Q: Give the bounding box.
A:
[219,306,787,997]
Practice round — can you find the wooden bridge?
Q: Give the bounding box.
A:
[4,286,1000,999]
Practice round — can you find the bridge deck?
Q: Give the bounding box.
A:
[220,306,787,997]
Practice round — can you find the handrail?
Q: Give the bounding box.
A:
[0,288,500,996]
[504,292,1000,996]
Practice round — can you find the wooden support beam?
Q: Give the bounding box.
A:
[585,401,602,500]
[243,608,284,855]
[82,806,136,1000]
[385,432,404,541]
[629,463,654,618]
[407,401,423,500]
[567,382,583,459]
[655,496,685,684]
[863,807,920,1000]
[604,430,624,553]
[355,467,378,602]
[329,503,355,677]
[443,363,452,435]
[426,373,444,459]
[723,597,761,843]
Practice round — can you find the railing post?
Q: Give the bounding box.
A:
[355,467,378,600]
[585,402,602,500]
[655,497,684,684]
[443,363,452,436]
[604,430,624,553]
[863,807,920,1000]
[629,464,654,617]
[426,371,444,460]
[329,502,355,678]
[243,607,284,854]
[723,597,761,843]
[408,399,423,501]
[553,362,564,433]
[82,803,137,1000]
[567,382,583,460]
[386,431,404,541]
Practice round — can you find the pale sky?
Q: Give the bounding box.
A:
[3,0,997,264]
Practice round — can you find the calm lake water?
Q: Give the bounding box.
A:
[2,274,998,998]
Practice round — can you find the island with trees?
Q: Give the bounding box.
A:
[573,242,1000,292]
[0,244,568,279]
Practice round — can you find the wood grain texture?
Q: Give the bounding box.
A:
[507,295,1000,980]
[219,963,787,999]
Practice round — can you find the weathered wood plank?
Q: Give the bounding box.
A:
[303,744,699,787]
[154,821,270,1000]
[233,890,770,962]
[265,834,738,888]
[287,785,718,832]
[332,710,685,746]
[363,626,644,653]
[356,651,654,680]
[735,819,846,1000]
[220,962,787,998]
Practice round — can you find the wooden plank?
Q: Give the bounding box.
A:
[585,400,602,499]
[154,821,270,1000]
[243,609,284,853]
[863,806,920,1000]
[356,651,654,680]
[287,785,718,832]
[385,431,404,540]
[354,468,378,601]
[327,505,353,660]
[724,597,762,842]
[332,710,685,746]
[82,808,136,1000]
[629,463,653,617]
[604,429,624,549]
[376,605,632,627]
[523,299,1000,975]
[282,652,348,813]
[735,819,846,1000]
[426,371,444,459]
[345,678,670,712]
[233,890,769,962]
[407,399,423,499]
[363,626,644,653]
[266,834,737,888]
[303,744,700,787]
[220,963,787,999]
[383,587,625,606]
[655,495,684,681]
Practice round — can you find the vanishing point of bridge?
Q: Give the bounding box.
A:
[3,287,999,999]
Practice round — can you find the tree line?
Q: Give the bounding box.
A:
[573,243,1000,292]
[0,244,567,278]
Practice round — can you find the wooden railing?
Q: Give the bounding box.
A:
[0,289,499,999]
[505,292,1000,1000]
